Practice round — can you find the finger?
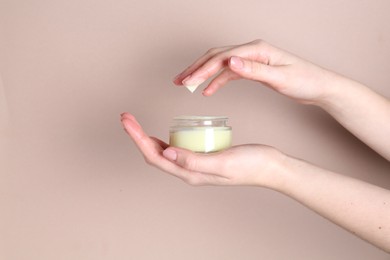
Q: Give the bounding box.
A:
[121,117,180,177]
[202,68,241,96]
[181,54,229,88]
[121,112,136,121]
[162,147,226,175]
[120,114,166,160]
[173,46,232,85]
[228,56,285,87]
[150,136,169,149]
[120,115,196,181]
[121,117,155,155]
[181,43,259,88]
[162,147,231,185]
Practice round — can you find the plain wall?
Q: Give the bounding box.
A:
[1,0,390,259]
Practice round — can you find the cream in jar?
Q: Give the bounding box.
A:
[169,116,232,153]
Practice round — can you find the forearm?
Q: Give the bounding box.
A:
[318,73,390,160]
[272,155,390,252]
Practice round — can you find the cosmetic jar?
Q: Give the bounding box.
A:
[169,116,232,153]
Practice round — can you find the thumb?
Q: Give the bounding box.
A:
[228,56,284,86]
[162,147,222,174]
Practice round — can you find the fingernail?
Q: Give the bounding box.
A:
[121,113,137,123]
[173,73,182,81]
[163,148,177,161]
[230,56,244,70]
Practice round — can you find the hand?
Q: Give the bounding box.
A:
[120,112,286,187]
[120,113,390,251]
[174,39,338,105]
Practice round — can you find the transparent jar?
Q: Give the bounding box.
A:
[169,116,232,153]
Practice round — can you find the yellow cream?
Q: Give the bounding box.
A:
[170,127,232,153]
[169,116,232,153]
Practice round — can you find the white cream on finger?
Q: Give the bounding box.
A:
[185,84,199,93]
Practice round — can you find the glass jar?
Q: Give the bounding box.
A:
[169,116,232,153]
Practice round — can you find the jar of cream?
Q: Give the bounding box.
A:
[169,116,232,153]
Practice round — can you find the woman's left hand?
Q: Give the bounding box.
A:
[121,112,286,188]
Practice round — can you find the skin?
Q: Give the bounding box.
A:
[121,39,390,252]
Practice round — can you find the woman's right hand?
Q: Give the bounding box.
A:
[173,39,339,106]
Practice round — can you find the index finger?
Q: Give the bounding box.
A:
[173,46,233,85]
[181,43,260,88]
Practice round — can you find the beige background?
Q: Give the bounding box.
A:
[1,0,390,259]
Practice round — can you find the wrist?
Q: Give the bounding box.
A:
[264,152,311,194]
[255,149,296,191]
[313,70,358,111]
[310,69,344,108]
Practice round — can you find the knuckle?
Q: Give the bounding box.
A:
[144,156,153,165]
[143,151,158,166]
[249,61,256,72]
[184,175,204,186]
[211,53,226,64]
[184,177,199,186]
[143,155,154,166]
[205,47,219,56]
[252,39,263,45]
[248,61,262,78]
[251,39,269,50]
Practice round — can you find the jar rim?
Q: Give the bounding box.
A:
[173,115,228,121]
